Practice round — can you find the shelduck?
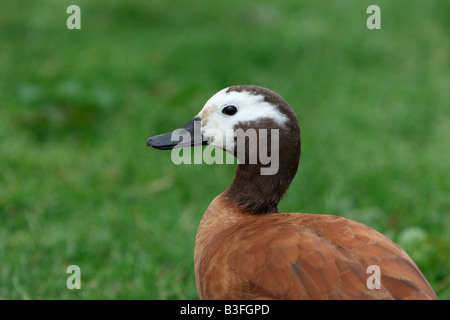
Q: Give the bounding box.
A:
[147,85,437,300]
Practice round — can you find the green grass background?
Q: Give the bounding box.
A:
[0,0,449,299]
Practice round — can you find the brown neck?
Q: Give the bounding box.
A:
[219,85,301,214]
[224,124,301,214]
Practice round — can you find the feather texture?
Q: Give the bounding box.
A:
[194,193,437,300]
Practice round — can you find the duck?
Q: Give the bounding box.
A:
[146,85,437,300]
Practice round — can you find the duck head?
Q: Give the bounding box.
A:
[147,85,301,214]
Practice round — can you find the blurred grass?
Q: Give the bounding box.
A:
[0,0,449,299]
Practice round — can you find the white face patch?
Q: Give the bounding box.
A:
[196,88,288,153]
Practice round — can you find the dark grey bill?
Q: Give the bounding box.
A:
[146,117,208,150]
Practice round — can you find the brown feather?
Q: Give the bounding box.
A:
[194,193,437,300]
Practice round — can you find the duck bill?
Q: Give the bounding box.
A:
[146,117,208,150]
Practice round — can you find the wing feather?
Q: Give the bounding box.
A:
[200,214,438,299]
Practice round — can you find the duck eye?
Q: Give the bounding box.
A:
[222,105,238,116]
